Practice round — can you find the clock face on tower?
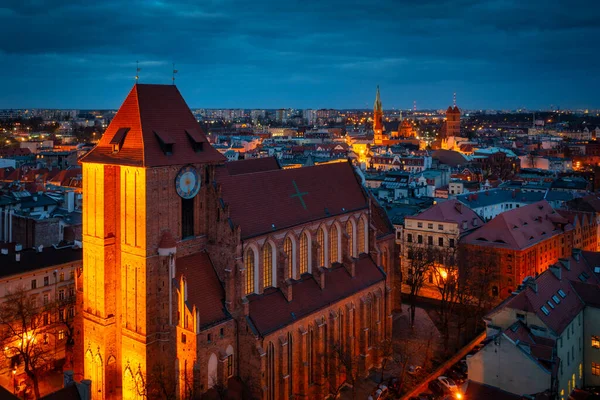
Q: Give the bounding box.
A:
[175,166,201,199]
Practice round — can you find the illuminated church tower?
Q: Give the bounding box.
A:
[373,85,384,145]
[78,84,226,399]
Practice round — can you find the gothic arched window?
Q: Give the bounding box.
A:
[300,232,309,274]
[263,242,273,288]
[346,220,354,258]
[245,248,255,295]
[358,218,366,255]
[284,237,293,279]
[330,224,339,264]
[317,227,326,267]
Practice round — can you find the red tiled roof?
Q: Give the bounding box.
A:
[370,195,395,238]
[176,252,229,329]
[463,201,569,250]
[570,280,600,308]
[218,161,367,239]
[80,84,226,167]
[503,321,555,369]
[407,199,483,234]
[49,168,82,186]
[223,157,280,176]
[248,254,384,336]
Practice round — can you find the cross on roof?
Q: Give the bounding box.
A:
[290,180,308,210]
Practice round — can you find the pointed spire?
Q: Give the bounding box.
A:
[374,85,382,113]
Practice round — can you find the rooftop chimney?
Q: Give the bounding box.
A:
[454,202,462,214]
[549,263,562,280]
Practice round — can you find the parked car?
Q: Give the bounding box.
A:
[437,376,458,392]
[408,365,423,375]
[428,379,450,397]
[455,360,468,375]
[447,367,466,383]
[369,384,389,400]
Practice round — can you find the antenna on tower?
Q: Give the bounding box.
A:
[453,92,456,107]
[413,100,416,112]
[172,63,178,86]
[135,61,141,83]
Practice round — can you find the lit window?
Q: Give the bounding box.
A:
[226,354,234,378]
[284,237,293,279]
[547,301,555,309]
[592,335,600,349]
[317,227,326,267]
[541,306,550,316]
[593,362,600,376]
[263,242,273,288]
[358,218,366,254]
[558,289,567,298]
[245,248,255,295]
[552,295,561,304]
[330,224,339,264]
[300,232,309,274]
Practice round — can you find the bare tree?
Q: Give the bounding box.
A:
[325,342,362,400]
[145,361,178,400]
[0,287,57,399]
[404,243,437,328]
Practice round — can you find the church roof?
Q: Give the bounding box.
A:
[176,251,230,329]
[80,84,226,167]
[223,157,281,176]
[218,161,368,239]
[248,253,384,336]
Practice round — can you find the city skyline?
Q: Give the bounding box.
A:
[1,0,599,110]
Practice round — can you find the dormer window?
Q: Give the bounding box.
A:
[541,306,550,316]
[154,131,175,155]
[110,127,130,153]
[186,129,206,152]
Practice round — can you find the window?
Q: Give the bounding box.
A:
[558,289,567,298]
[226,354,233,378]
[428,236,433,245]
[245,248,255,295]
[417,222,423,228]
[181,197,195,238]
[438,238,443,246]
[428,223,433,229]
[547,301,555,309]
[593,362,600,376]
[69,270,74,280]
[43,294,49,305]
[317,227,325,267]
[69,287,75,298]
[449,239,455,248]
[207,333,212,343]
[346,221,354,257]
[517,313,525,321]
[284,237,293,279]
[31,279,37,290]
[59,290,65,301]
[181,333,187,343]
[358,218,366,254]
[44,276,49,286]
[59,272,64,282]
[58,330,65,341]
[300,232,309,274]
[541,306,550,315]
[592,335,600,349]
[418,235,423,244]
[330,224,339,264]
[407,234,413,243]
[43,313,49,325]
[438,224,443,230]
[59,308,65,321]
[68,307,74,318]
[552,295,561,304]
[263,242,273,288]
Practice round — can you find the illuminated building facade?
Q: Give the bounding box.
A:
[76,84,397,399]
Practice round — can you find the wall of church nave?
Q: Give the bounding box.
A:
[82,318,121,400]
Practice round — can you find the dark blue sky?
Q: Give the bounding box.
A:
[1,0,599,110]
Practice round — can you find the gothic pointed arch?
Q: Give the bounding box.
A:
[208,353,218,389]
[283,233,296,280]
[329,221,341,264]
[244,245,259,296]
[316,224,328,267]
[262,240,276,289]
[345,218,356,258]
[357,215,368,255]
[299,229,312,274]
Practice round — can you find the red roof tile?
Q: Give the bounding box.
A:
[248,254,384,335]
[218,161,367,239]
[176,251,229,329]
[462,381,522,400]
[80,84,226,167]
[463,201,569,250]
[223,157,280,176]
[407,199,483,234]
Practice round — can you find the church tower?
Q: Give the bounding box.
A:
[78,84,226,399]
[373,86,384,145]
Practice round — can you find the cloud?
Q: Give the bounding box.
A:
[0,0,599,108]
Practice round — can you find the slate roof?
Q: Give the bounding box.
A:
[503,320,555,371]
[248,254,384,336]
[406,199,483,234]
[0,246,82,279]
[81,84,226,167]
[462,201,569,250]
[176,251,230,329]
[218,161,368,239]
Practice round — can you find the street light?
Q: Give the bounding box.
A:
[12,368,16,394]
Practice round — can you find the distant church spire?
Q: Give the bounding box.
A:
[373,86,384,141]
[374,85,383,113]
